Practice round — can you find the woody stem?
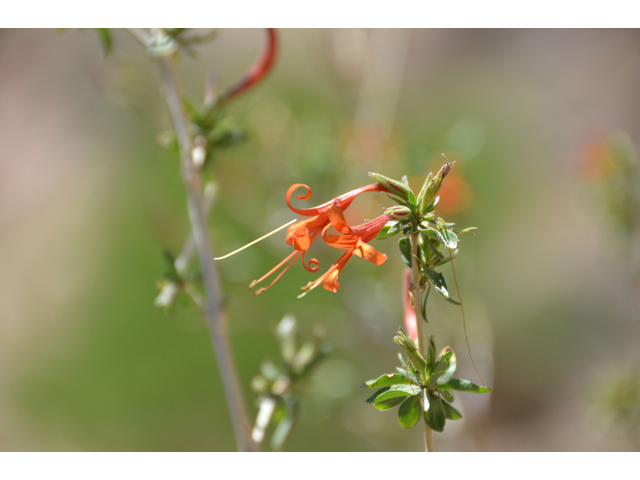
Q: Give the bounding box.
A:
[409,232,434,453]
[158,52,257,452]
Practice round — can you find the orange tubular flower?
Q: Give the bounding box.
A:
[249,182,387,296]
[298,201,392,297]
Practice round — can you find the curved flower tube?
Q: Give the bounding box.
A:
[298,202,392,297]
[250,183,387,296]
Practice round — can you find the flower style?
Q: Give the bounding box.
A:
[298,201,394,297]
[249,182,387,296]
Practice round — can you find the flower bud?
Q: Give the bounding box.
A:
[418,161,455,213]
[369,172,413,201]
[384,205,412,220]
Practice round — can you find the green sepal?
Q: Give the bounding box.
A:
[439,378,492,393]
[424,392,446,432]
[360,373,411,389]
[374,396,407,411]
[442,400,463,420]
[398,396,422,429]
[369,172,413,201]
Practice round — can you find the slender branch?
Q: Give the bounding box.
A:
[158,53,257,452]
[409,232,434,453]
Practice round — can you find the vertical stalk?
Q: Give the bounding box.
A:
[158,55,257,452]
[409,232,434,452]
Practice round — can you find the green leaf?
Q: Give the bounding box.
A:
[421,226,447,246]
[396,367,419,385]
[271,398,298,451]
[422,389,430,412]
[95,28,112,57]
[426,335,436,371]
[424,392,446,432]
[377,221,404,239]
[422,269,461,305]
[436,349,457,385]
[398,237,412,268]
[423,235,445,261]
[374,385,422,403]
[398,396,421,429]
[442,400,463,420]
[374,396,406,411]
[430,350,453,387]
[440,390,455,403]
[421,196,439,214]
[408,189,417,208]
[361,373,411,389]
[364,387,390,404]
[454,226,477,235]
[439,378,492,394]
[440,228,458,249]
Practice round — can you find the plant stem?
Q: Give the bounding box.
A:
[409,232,434,452]
[158,54,257,452]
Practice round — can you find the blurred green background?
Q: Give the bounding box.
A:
[2,28,640,451]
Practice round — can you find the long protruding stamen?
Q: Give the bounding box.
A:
[449,249,485,386]
[214,219,298,260]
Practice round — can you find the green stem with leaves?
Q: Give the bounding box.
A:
[158,52,257,452]
[409,232,434,452]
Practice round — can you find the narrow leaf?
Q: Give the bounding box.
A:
[361,373,410,389]
[424,392,446,432]
[440,390,455,403]
[436,349,457,385]
[364,387,390,404]
[439,378,492,394]
[422,269,461,305]
[398,396,421,429]
[437,218,458,249]
[374,384,422,403]
[398,237,412,268]
[374,396,406,411]
[442,400,463,420]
